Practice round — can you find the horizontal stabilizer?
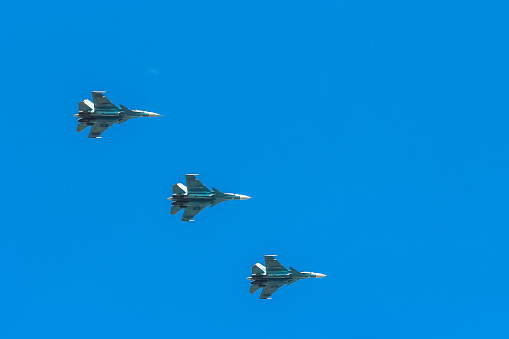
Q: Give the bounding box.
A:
[77,123,88,132]
[172,183,187,194]
[170,205,182,215]
[252,263,266,275]
[249,284,262,294]
[79,99,94,112]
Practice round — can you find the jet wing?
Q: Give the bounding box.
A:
[185,174,211,193]
[259,283,284,299]
[181,205,206,222]
[88,122,114,138]
[264,255,288,273]
[92,91,118,110]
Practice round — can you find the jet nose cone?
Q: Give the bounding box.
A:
[147,112,161,117]
[315,273,326,278]
[238,195,251,200]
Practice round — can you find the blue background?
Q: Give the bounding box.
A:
[1,1,509,338]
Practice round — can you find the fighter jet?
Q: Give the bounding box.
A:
[168,174,251,222]
[248,255,326,299]
[74,91,161,138]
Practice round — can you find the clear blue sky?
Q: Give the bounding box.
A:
[1,1,509,338]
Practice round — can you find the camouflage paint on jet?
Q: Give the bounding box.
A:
[74,91,161,138]
[168,174,251,222]
[248,255,326,299]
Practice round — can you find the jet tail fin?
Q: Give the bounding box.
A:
[170,205,182,215]
[252,263,266,275]
[249,284,262,294]
[79,99,94,112]
[172,183,187,194]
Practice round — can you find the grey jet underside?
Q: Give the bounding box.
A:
[75,91,161,138]
[168,174,251,222]
[248,255,326,299]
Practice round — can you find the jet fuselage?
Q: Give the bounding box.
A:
[74,109,158,120]
[248,272,323,283]
[170,192,247,207]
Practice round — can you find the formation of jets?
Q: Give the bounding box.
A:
[74,91,326,299]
